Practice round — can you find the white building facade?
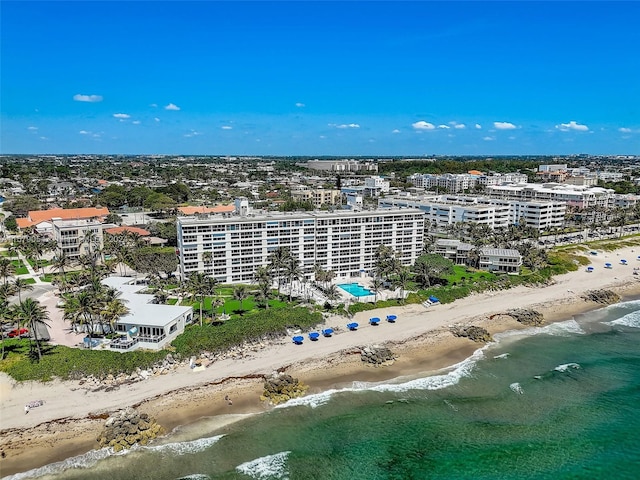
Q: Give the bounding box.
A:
[485,183,614,209]
[177,208,425,283]
[378,194,565,232]
[53,219,105,260]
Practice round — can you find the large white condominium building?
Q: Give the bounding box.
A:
[407,172,527,192]
[485,183,614,209]
[379,194,566,231]
[177,207,425,283]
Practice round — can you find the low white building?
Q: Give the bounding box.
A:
[478,248,522,274]
[102,277,193,351]
[364,176,390,196]
[434,239,474,265]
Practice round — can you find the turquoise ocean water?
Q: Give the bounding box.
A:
[6,299,640,480]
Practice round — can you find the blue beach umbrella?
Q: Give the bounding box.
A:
[347,322,359,331]
[322,328,334,337]
[429,295,440,303]
[586,266,594,272]
[309,332,320,341]
[369,317,380,325]
[386,315,397,323]
[292,335,304,345]
[605,263,612,269]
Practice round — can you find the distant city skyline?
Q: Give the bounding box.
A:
[1,1,639,156]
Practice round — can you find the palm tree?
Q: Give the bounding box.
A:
[0,258,15,286]
[254,266,273,309]
[202,251,213,273]
[51,252,72,283]
[101,299,130,334]
[413,260,432,288]
[187,272,208,326]
[17,298,50,361]
[324,284,340,303]
[370,277,384,305]
[233,285,249,313]
[284,256,302,302]
[12,277,33,304]
[0,298,15,360]
[267,247,291,296]
[393,267,412,304]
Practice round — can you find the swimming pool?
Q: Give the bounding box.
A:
[338,283,374,297]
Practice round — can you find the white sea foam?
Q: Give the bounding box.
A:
[510,382,524,395]
[175,475,211,480]
[493,353,510,359]
[276,347,487,410]
[494,318,585,342]
[145,434,224,455]
[236,451,291,479]
[606,310,640,329]
[554,363,581,372]
[2,447,120,480]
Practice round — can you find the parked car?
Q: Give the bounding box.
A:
[7,327,29,338]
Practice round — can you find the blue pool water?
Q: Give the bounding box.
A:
[338,282,373,297]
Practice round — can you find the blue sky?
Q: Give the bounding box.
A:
[2,1,639,156]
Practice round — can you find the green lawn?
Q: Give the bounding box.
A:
[445,265,496,285]
[40,274,54,282]
[11,260,29,275]
[181,295,289,316]
[22,278,36,285]
[27,258,51,269]
[167,298,178,305]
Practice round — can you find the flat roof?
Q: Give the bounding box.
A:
[102,277,192,327]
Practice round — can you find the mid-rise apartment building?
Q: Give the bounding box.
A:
[485,183,614,209]
[407,172,527,193]
[177,207,425,283]
[53,219,105,260]
[379,194,565,231]
[291,188,342,207]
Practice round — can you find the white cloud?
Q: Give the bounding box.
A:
[154,117,160,122]
[149,103,158,108]
[454,123,466,129]
[184,130,201,138]
[493,121,517,130]
[438,124,450,129]
[412,121,435,130]
[79,130,90,135]
[27,126,38,131]
[392,129,401,134]
[319,135,326,139]
[295,102,305,107]
[475,123,482,129]
[221,126,233,130]
[329,123,360,129]
[483,136,495,141]
[73,94,103,103]
[165,103,181,111]
[132,120,141,125]
[113,113,130,119]
[39,136,48,140]
[556,121,589,132]
[619,127,632,133]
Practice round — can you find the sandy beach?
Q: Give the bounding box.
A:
[2,245,640,476]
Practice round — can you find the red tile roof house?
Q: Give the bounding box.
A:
[16,207,110,235]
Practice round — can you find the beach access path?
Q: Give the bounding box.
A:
[2,246,640,432]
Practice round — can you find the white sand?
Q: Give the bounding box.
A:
[1,246,639,432]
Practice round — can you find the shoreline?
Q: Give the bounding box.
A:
[2,246,640,476]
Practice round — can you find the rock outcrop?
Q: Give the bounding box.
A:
[360,345,396,366]
[582,289,620,305]
[96,407,164,452]
[450,325,493,343]
[507,309,544,326]
[260,373,309,405]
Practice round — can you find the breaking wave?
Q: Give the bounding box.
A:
[606,310,640,329]
[554,363,581,372]
[144,435,224,455]
[2,447,119,480]
[236,451,291,479]
[510,383,524,395]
